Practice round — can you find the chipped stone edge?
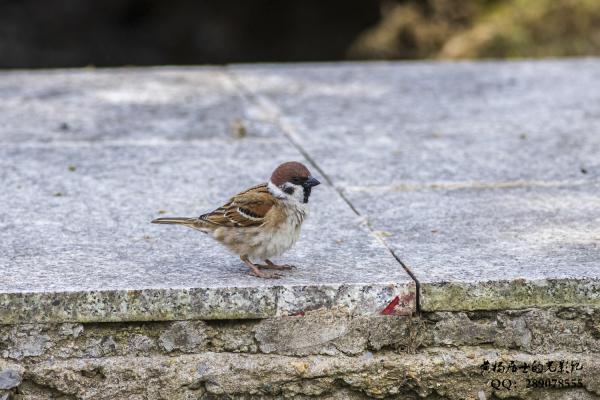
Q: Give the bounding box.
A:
[276,281,416,317]
[420,277,600,312]
[0,282,416,325]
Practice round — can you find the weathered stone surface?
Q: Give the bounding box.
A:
[158,321,208,353]
[4,349,599,400]
[232,59,600,311]
[0,368,21,390]
[1,306,600,398]
[253,312,410,356]
[3,307,600,361]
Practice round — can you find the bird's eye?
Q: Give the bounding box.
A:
[291,177,302,185]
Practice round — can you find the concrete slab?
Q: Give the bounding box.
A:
[0,125,414,324]
[233,59,600,311]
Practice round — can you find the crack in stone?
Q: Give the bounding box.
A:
[225,69,421,313]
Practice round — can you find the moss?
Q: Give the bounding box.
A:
[422,278,600,311]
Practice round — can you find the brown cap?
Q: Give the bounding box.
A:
[270,161,311,186]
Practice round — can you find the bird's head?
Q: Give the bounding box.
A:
[269,161,320,203]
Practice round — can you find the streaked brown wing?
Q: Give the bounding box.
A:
[199,184,275,228]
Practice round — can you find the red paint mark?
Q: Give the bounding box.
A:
[381,296,400,315]
[290,311,305,317]
[381,292,416,316]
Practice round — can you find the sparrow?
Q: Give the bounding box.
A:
[151,161,321,278]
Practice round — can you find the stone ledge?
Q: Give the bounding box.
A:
[2,59,600,323]
[0,283,414,324]
[0,67,415,325]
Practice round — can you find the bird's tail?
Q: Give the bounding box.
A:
[151,217,198,226]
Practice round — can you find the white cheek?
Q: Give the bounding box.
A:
[268,181,306,204]
[294,185,304,203]
[288,184,305,203]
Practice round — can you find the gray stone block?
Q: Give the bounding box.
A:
[0,128,413,323]
[2,59,599,320]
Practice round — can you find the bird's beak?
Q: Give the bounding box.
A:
[305,177,321,187]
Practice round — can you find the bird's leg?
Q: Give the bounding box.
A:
[259,259,296,270]
[240,255,281,279]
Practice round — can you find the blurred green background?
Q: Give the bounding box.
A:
[1,0,599,68]
[350,0,600,60]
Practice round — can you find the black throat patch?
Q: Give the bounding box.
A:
[303,186,312,203]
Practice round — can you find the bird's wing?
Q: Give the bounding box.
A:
[199,184,276,228]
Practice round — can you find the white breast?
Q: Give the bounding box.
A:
[252,201,309,260]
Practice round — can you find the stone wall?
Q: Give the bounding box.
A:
[2,61,599,400]
[2,306,599,399]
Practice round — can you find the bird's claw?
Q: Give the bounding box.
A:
[275,264,296,270]
[249,270,282,279]
[260,261,297,270]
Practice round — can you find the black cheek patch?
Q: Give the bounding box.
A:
[303,187,312,203]
[283,187,295,195]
